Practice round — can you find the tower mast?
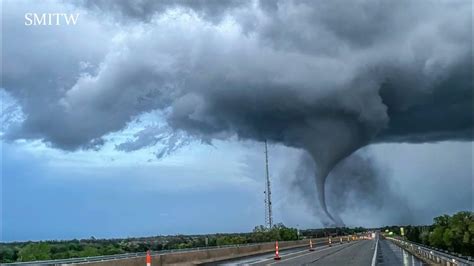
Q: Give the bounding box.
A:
[264,140,273,229]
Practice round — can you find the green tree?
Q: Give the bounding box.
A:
[405,226,421,242]
[419,229,430,245]
[80,246,100,257]
[18,243,51,262]
[448,211,473,255]
[428,211,474,256]
[430,223,446,249]
[0,245,17,262]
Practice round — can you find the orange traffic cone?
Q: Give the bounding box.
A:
[309,239,314,251]
[146,250,151,266]
[274,241,281,260]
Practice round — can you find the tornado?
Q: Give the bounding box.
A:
[297,116,374,226]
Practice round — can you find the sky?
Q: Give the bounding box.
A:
[1,0,473,241]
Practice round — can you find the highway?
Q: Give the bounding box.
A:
[205,240,373,265]
[206,236,431,265]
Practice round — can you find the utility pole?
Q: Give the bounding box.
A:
[264,140,273,229]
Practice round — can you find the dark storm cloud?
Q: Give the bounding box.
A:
[4,0,470,148]
[79,0,246,23]
[377,59,473,143]
[2,0,472,223]
[1,0,113,149]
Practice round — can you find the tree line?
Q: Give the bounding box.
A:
[1,223,300,263]
[381,211,473,256]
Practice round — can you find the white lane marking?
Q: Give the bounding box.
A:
[371,235,379,266]
[245,247,309,265]
[246,248,311,265]
[266,248,331,266]
[266,242,353,265]
[247,244,332,265]
[245,241,327,263]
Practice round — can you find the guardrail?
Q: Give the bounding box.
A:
[387,237,473,266]
[2,237,332,266]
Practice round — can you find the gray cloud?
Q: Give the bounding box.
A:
[2,0,113,149]
[2,0,472,224]
[79,0,246,23]
[115,124,192,159]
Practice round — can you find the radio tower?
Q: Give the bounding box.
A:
[264,140,273,229]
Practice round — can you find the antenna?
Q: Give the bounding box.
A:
[264,140,273,229]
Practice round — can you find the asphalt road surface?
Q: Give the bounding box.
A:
[205,240,375,266]
[205,237,431,266]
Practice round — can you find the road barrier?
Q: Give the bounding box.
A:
[273,241,281,260]
[3,238,324,265]
[387,237,473,266]
[146,250,151,266]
